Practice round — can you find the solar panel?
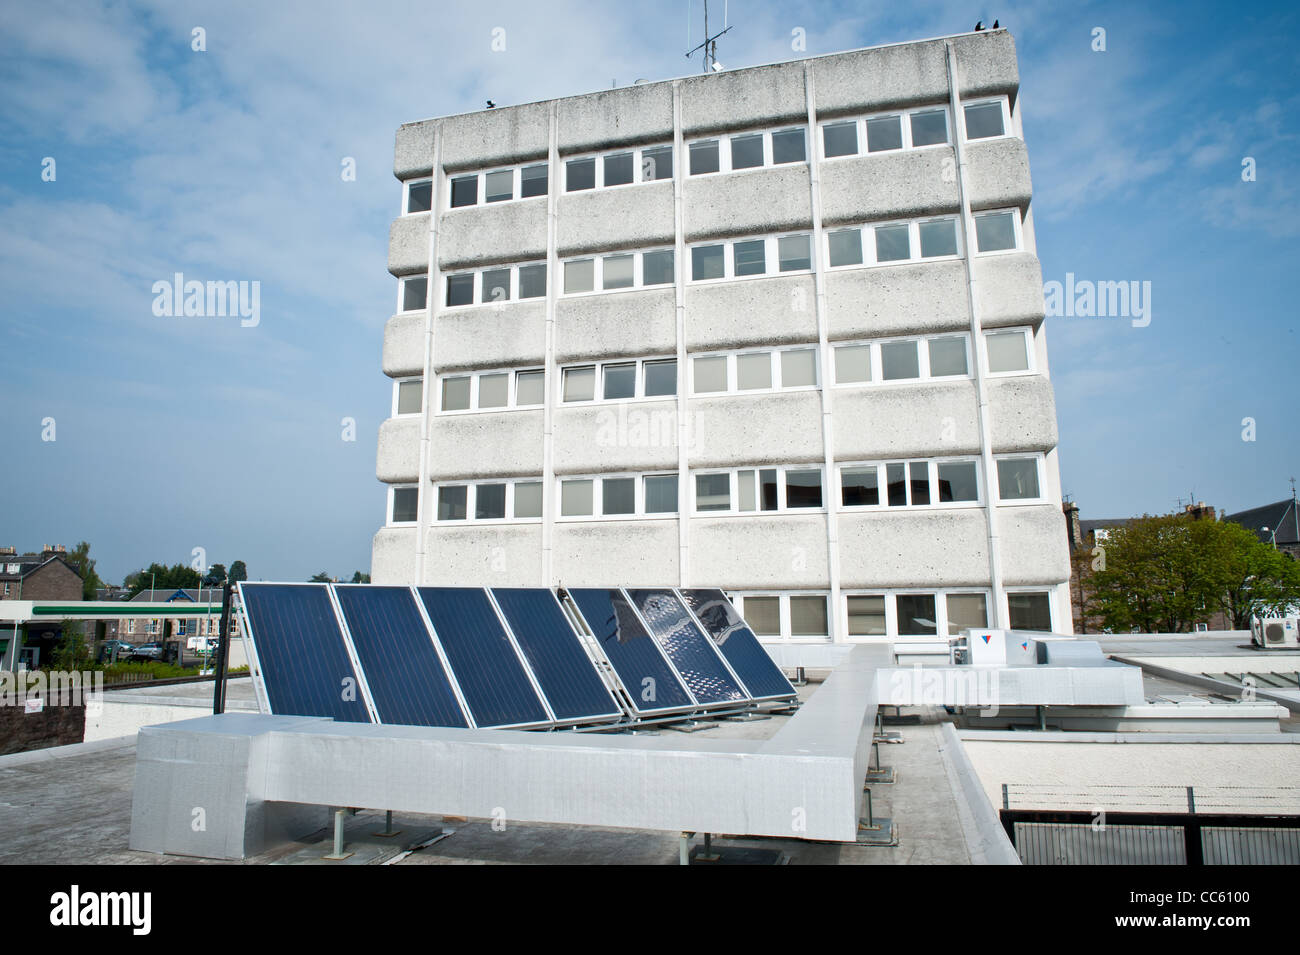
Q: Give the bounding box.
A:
[333,585,469,728]
[238,583,372,723]
[677,588,798,701]
[490,588,622,725]
[417,587,551,729]
[566,588,694,715]
[625,589,749,705]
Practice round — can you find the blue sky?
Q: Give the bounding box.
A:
[1,0,1296,585]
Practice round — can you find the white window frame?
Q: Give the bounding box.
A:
[684,124,809,177]
[830,332,973,389]
[397,274,429,314]
[391,377,424,417]
[561,142,675,193]
[387,484,419,526]
[818,104,952,162]
[842,588,994,640]
[691,465,827,516]
[824,214,963,272]
[971,207,1023,256]
[982,326,1035,377]
[557,356,679,404]
[837,457,983,511]
[432,478,546,524]
[994,453,1045,505]
[554,471,680,521]
[959,96,1013,143]
[733,592,832,643]
[436,366,546,414]
[1004,588,1055,632]
[687,230,815,285]
[446,161,551,210]
[401,177,434,215]
[559,246,676,297]
[689,345,821,396]
[442,261,548,309]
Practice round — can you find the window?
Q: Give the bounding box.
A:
[875,224,910,262]
[841,460,980,509]
[520,163,548,198]
[438,485,467,521]
[847,595,887,636]
[394,378,423,415]
[975,211,1018,252]
[687,126,812,175]
[986,329,1030,373]
[404,179,432,214]
[1008,592,1052,631]
[918,218,958,258]
[823,121,857,158]
[881,340,919,380]
[936,461,979,502]
[690,348,818,395]
[896,594,937,635]
[927,337,968,377]
[742,596,780,636]
[566,157,596,191]
[560,248,675,295]
[997,457,1041,501]
[484,169,513,203]
[439,367,546,412]
[557,472,679,518]
[693,466,824,514]
[400,276,428,312]
[946,594,988,634]
[559,357,676,403]
[690,233,813,282]
[819,105,950,160]
[434,480,545,522]
[790,595,828,637]
[689,140,720,175]
[827,229,862,267]
[834,334,972,389]
[445,262,546,307]
[834,344,871,384]
[450,175,477,207]
[642,146,673,181]
[604,152,634,187]
[963,100,1006,140]
[866,114,903,152]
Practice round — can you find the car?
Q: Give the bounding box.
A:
[128,642,166,662]
[98,640,135,663]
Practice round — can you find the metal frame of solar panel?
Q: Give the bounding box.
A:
[562,587,770,720]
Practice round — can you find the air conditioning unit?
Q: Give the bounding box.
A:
[1251,616,1300,648]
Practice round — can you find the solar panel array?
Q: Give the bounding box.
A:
[237,583,796,730]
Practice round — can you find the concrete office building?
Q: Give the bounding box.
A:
[372,28,1071,656]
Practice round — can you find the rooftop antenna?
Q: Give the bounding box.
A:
[686,0,731,73]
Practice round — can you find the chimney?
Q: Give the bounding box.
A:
[1062,501,1082,551]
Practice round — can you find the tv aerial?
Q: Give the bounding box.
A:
[686,0,731,73]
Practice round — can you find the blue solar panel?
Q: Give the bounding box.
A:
[239,583,372,723]
[626,589,748,705]
[417,587,551,728]
[567,588,693,714]
[333,585,468,728]
[677,589,797,701]
[490,589,622,724]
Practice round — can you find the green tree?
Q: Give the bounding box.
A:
[203,563,228,587]
[309,571,334,583]
[60,541,102,600]
[124,562,200,598]
[350,571,370,584]
[1210,521,1300,627]
[228,560,248,583]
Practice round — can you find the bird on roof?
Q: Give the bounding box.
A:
[486,100,496,109]
[975,21,984,30]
